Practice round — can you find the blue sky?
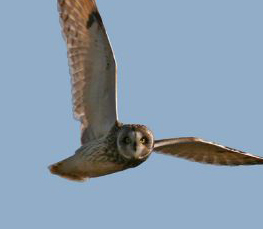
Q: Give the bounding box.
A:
[1,0,263,228]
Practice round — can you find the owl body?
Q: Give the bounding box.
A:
[50,123,151,181]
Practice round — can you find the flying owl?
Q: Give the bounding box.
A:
[49,0,263,182]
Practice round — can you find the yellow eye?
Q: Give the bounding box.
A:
[140,137,147,144]
[123,137,131,144]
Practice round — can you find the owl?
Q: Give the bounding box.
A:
[49,0,263,182]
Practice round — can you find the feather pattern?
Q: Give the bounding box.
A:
[58,0,117,144]
[154,137,263,166]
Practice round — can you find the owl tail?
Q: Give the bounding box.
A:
[48,156,89,182]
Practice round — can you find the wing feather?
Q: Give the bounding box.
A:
[58,0,117,144]
[154,137,263,166]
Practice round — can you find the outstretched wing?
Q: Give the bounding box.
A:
[154,137,263,166]
[58,0,117,144]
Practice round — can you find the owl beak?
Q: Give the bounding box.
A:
[133,142,137,152]
[134,144,150,159]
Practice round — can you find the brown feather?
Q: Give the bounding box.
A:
[154,137,263,166]
[58,0,118,143]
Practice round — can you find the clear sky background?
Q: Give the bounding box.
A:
[1,0,263,228]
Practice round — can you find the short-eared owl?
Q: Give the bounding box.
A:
[49,0,263,182]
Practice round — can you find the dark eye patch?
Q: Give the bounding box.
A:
[140,137,148,144]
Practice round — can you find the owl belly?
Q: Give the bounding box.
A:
[81,160,125,178]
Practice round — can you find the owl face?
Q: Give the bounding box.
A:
[117,125,154,160]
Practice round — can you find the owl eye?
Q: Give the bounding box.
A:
[140,137,148,144]
[123,137,131,144]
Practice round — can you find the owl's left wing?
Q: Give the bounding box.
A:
[154,137,263,166]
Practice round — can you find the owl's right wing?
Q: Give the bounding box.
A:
[154,137,263,165]
[58,0,117,144]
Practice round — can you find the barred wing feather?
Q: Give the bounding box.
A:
[58,0,118,144]
[154,137,263,166]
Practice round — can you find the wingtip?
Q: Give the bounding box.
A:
[48,162,89,182]
[48,163,60,175]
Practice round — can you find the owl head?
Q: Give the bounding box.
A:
[117,124,154,160]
